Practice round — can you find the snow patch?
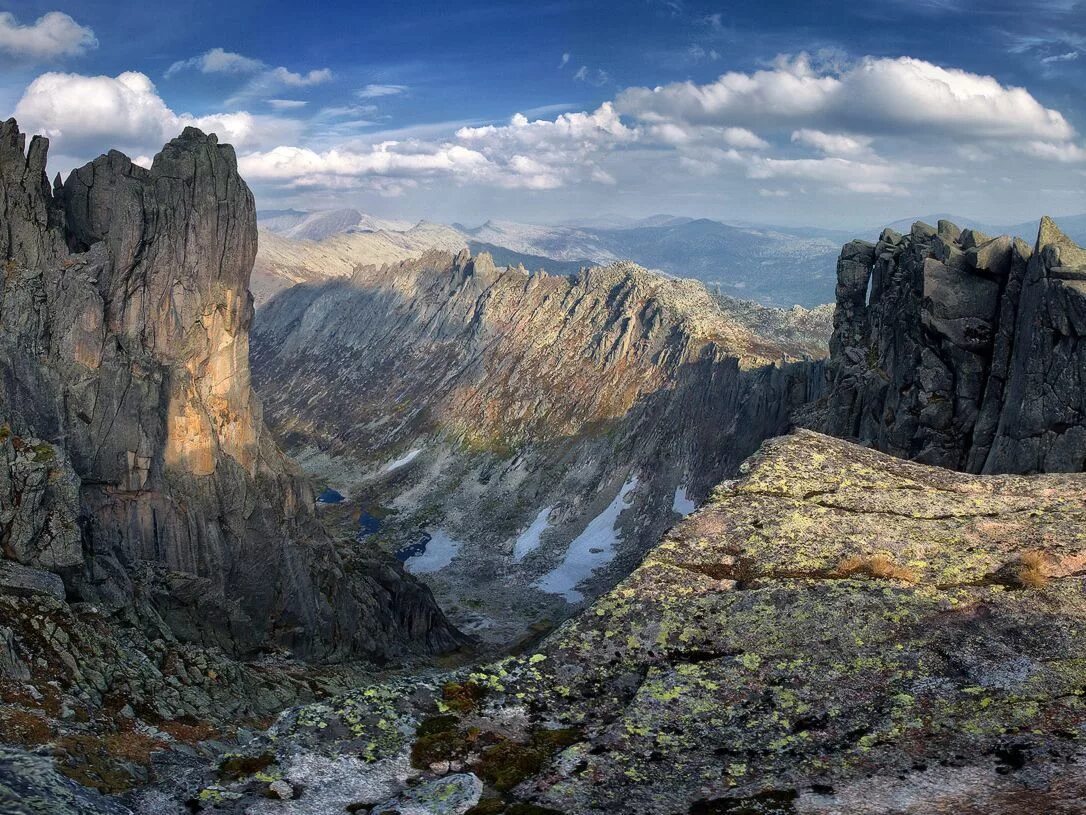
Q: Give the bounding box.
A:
[535,477,638,603]
[403,529,462,574]
[383,448,422,473]
[672,485,697,516]
[513,506,554,562]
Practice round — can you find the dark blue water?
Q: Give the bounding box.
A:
[317,488,345,504]
[395,532,431,562]
[358,511,383,538]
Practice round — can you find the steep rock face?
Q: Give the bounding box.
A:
[159,431,1086,814]
[251,251,826,642]
[813,217,1086,473]
[0,119,457,662]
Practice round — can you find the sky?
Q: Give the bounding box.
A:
[1,0,1085,228]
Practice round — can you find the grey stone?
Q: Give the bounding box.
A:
[0,747,131,814]
[0,561,65,601]
[812,215,1086,474]
[0,118,460,664]
[371,773,483,815]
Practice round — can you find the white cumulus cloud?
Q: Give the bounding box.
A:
[617,53,1080,150]
[0,11,97,60]
[13,71,301,160]
[791,128,874,158]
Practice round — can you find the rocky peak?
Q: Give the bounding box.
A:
[0,119,459,662]
[811,216,1086,474]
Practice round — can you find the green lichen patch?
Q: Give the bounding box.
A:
[476,729,581,792]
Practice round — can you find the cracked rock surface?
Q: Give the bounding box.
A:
[0,117,457,664]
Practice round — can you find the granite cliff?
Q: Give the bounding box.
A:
[811,217,1086,474]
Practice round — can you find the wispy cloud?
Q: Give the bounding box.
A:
[1041,50,1080,62]
[268,99,308,110]
[357,83,408,98]
[165,47,262,78]
[165,47,332,105]
[573,65,611,86]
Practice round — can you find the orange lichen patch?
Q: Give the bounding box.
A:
[836,554,918,583]
[158,718,221,744]
[54,728,167,793]
[0,681,63,717]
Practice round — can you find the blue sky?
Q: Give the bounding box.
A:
[1,0,1085,227]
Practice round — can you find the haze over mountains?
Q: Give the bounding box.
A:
[256,207,1086,310]
[255,207,846,307]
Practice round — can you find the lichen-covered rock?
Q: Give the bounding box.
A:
[0,432,81,574]
[203,431,1086,814]
[812,217,1086,474]
[0,117,458,663]
[371,772,483,815]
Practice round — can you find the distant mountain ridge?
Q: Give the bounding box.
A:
[256,207,1086,310]
[258,207,417,241]
[255,209,847,307]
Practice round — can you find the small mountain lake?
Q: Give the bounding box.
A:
[358,511,382,537]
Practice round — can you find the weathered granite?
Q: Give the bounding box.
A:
[811,217,1086,474]
[0,118,460,664]
[146,431,1086,814]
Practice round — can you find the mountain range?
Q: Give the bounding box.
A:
[255,207,1086,311]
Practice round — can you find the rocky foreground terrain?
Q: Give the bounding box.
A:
[38,430,1081,814]
[250,250,829,643]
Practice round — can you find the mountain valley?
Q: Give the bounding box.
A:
[249,249,829,644]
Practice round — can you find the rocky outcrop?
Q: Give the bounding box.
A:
[145,430,1086,814]
[0,119,458,663]
[250,250,826,643]
[811,217,1086,474]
